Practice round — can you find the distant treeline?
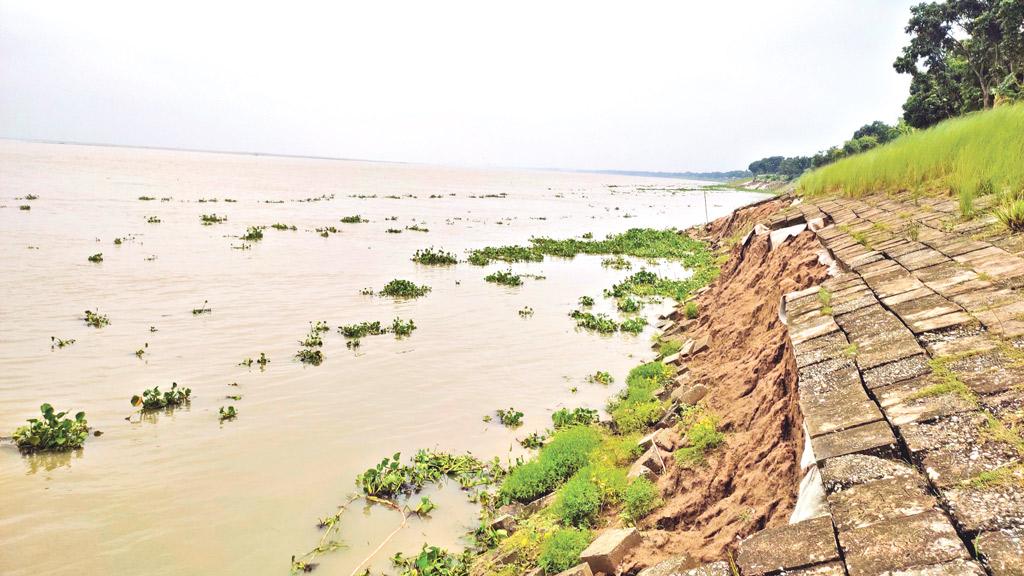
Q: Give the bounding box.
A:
[595,169,751,182]
[748,0,1024,181]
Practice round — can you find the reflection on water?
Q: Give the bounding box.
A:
[0,141,764,575]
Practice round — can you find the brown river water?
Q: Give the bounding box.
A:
[0,141,766,575]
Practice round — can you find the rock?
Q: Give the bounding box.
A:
[654,428,679,451]
[736,515,839,576]
[679,339,695,356]
[638,558,730,576]
[672,383,708,406]
[554,564,592,576]
[580,527,642,575]
[638,445,668,473]
[523,492,556,516]
[662,352,681,365]
[690,335,709,355]
[975,529,1024,576]
[489,513,517,534]
[638,430,658,450]
[627,461,656,480]
[496,502,524,517]
[838,510,968,576]
[827,474,937,531]
[881,559,987,575]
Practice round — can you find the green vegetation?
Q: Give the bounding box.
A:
[485,269,523,286]
[684,301,699,320]
[499,426,602,504]
[412,247,458,265]
[601,255,632,270]
[569,310,618,333]
[674,408,725,468]
[608,362,670,433]
[518,306,535,317]
[219,406,237,421]
[578,295,594,307]
[50,337,76,349]
[146,216,161,223]
[586,371,613,386]
[13,404,88,453]
[339,321,385,338]
[496,408,524,427]
[200,213,227,225]
[406,224,429,232]
[468,245,543,266]
[83,309,109,328]
[392,317,416,337]
[87,253,103,263]
[391,544,472,575]
[270,223,297,231]
[617,297,642,313]
[607,268,718,302]
[241,226,264,241]
[818,287,833,315]
[657,338,682,359]
[356,450,504,498]
[131,382,191,411]
[908,355,979,405]
[19,205,30,210]
[192,300,212,315]
[799,105,1024,221]
[339,215,366,223]
[622,476,661,524]
[295,347,323,365]
[379,279,431,298]
[551,407,599,429]
[619,317,648,334]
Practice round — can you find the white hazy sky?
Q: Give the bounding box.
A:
[1,1,917,172]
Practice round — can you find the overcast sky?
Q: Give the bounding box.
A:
[0,1,917,172]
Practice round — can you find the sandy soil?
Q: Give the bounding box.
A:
[626,199,829,569]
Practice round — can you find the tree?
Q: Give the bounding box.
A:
[894,0,1024,127]
[853,121,899,144]
[748,156,784,175]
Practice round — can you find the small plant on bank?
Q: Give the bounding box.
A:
[674,408,725,468]
[131,382,191,411]
[411,247,458,265]
[685,301,699,320]
[578,295,595,307]
[12,404,88,453]
[485,269,523,286]
[537,528,592,574]
[88,253,103,263]
[496,407,524,427]
[994,194,1024,232]
[818,287,833,315]
[339,215,366,223]
[622,477,662,524]
[83,309,110,328]
[192,300,212,315]
[219,406,237,421]
[552,407,599,429]
[587,371,613,385]
[200,213,227,225]
[50,337,76,349]
[241,226,264,241]
[379,279,431,298]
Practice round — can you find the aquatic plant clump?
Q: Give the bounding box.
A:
[552,407,599,429]
[87,253,103,263]
[379,279,431,298]
[200,213,227,225]
[468,245,544,266]
[241,226,264,241]
[339,321,386,338]
[496,407,524,427]
[12,404,88,453]
[219,406,237,421]
[484,269,523,286]
[355,450,505,498]
[83,309,110,328]
[569,310,618,333]
[411,247,458,265]
[339,215,366,223]
[391,317,416,337]
[131,382,191,411]
[587,371,613,385]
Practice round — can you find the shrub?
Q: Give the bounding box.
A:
[622,477,661,524]
[537,528,592,574]
[412,247,458,265]
[13,404,88,452]
[500,426,602,503]
[379,279,431,298]
[556,473,602,527]
[674,410,725,468]
[684,301,698,319]
[995,195,1024,231]
[620,317,648,334]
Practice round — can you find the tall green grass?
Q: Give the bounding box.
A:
[799,104,1024,203]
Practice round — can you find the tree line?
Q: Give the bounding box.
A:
[748,0,1023,180]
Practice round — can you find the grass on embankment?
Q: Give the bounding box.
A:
[798,104,1024,215]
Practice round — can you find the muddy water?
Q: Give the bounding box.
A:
[0,141,766,575]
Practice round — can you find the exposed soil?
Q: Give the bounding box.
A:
[626,201,830,570]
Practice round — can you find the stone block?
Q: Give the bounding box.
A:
[580,527,641,575]
[820,454,919,493]
[638,559,731,576]
[975,529,1024,576]
[942,482,1024,533]
[811,420,898,463]
[861,354,930,390]
[672,383,708,406]
[827,474,937,531]
[736,515,839,576]
[554,564,593,576]
[839,510,969,576]
[801,398,883,438]
[882,559,988,575]
[875,376,977,426]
